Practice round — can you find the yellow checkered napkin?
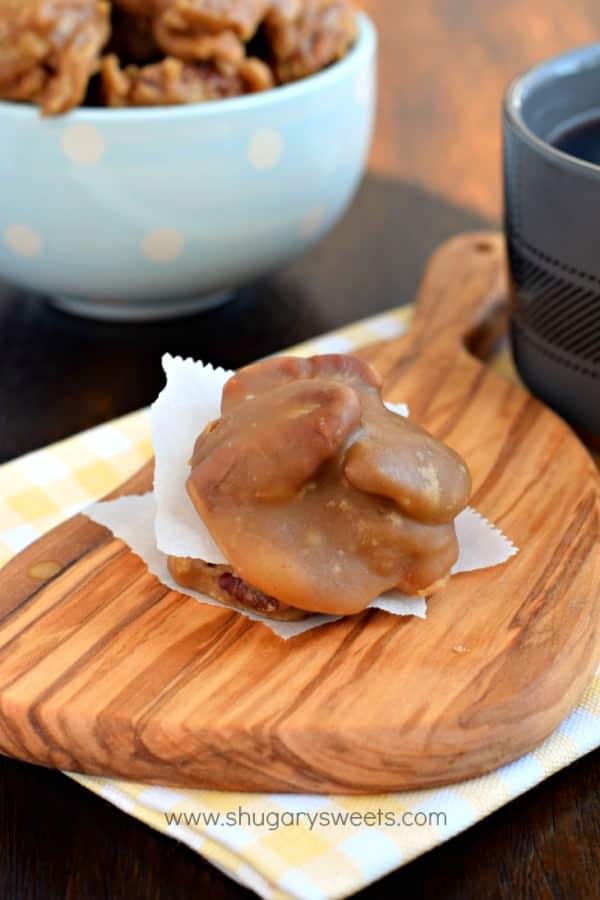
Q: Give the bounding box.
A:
[1,308,598,900]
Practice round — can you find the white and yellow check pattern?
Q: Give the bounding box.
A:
[1,307,598,900]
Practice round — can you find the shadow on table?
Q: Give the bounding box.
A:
[0,173,492,460]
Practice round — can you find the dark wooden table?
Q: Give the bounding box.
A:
[1,2,599,898]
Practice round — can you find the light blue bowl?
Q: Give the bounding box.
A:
[0,14,376,320]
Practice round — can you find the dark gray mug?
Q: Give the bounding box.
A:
[504,45,600,440]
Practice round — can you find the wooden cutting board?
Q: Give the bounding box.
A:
[0,233,598,794]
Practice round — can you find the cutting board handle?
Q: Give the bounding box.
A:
[408,231,507,350]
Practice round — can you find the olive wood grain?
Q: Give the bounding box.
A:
[0,232,598,793]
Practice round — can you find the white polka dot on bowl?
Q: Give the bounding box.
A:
[141,229,184,262]
[248,129,284,170]
[299,204,326,238]
[62,123,106,166]
[3,224,42,259]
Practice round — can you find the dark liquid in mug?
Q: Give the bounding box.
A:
[550,110,600,166]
